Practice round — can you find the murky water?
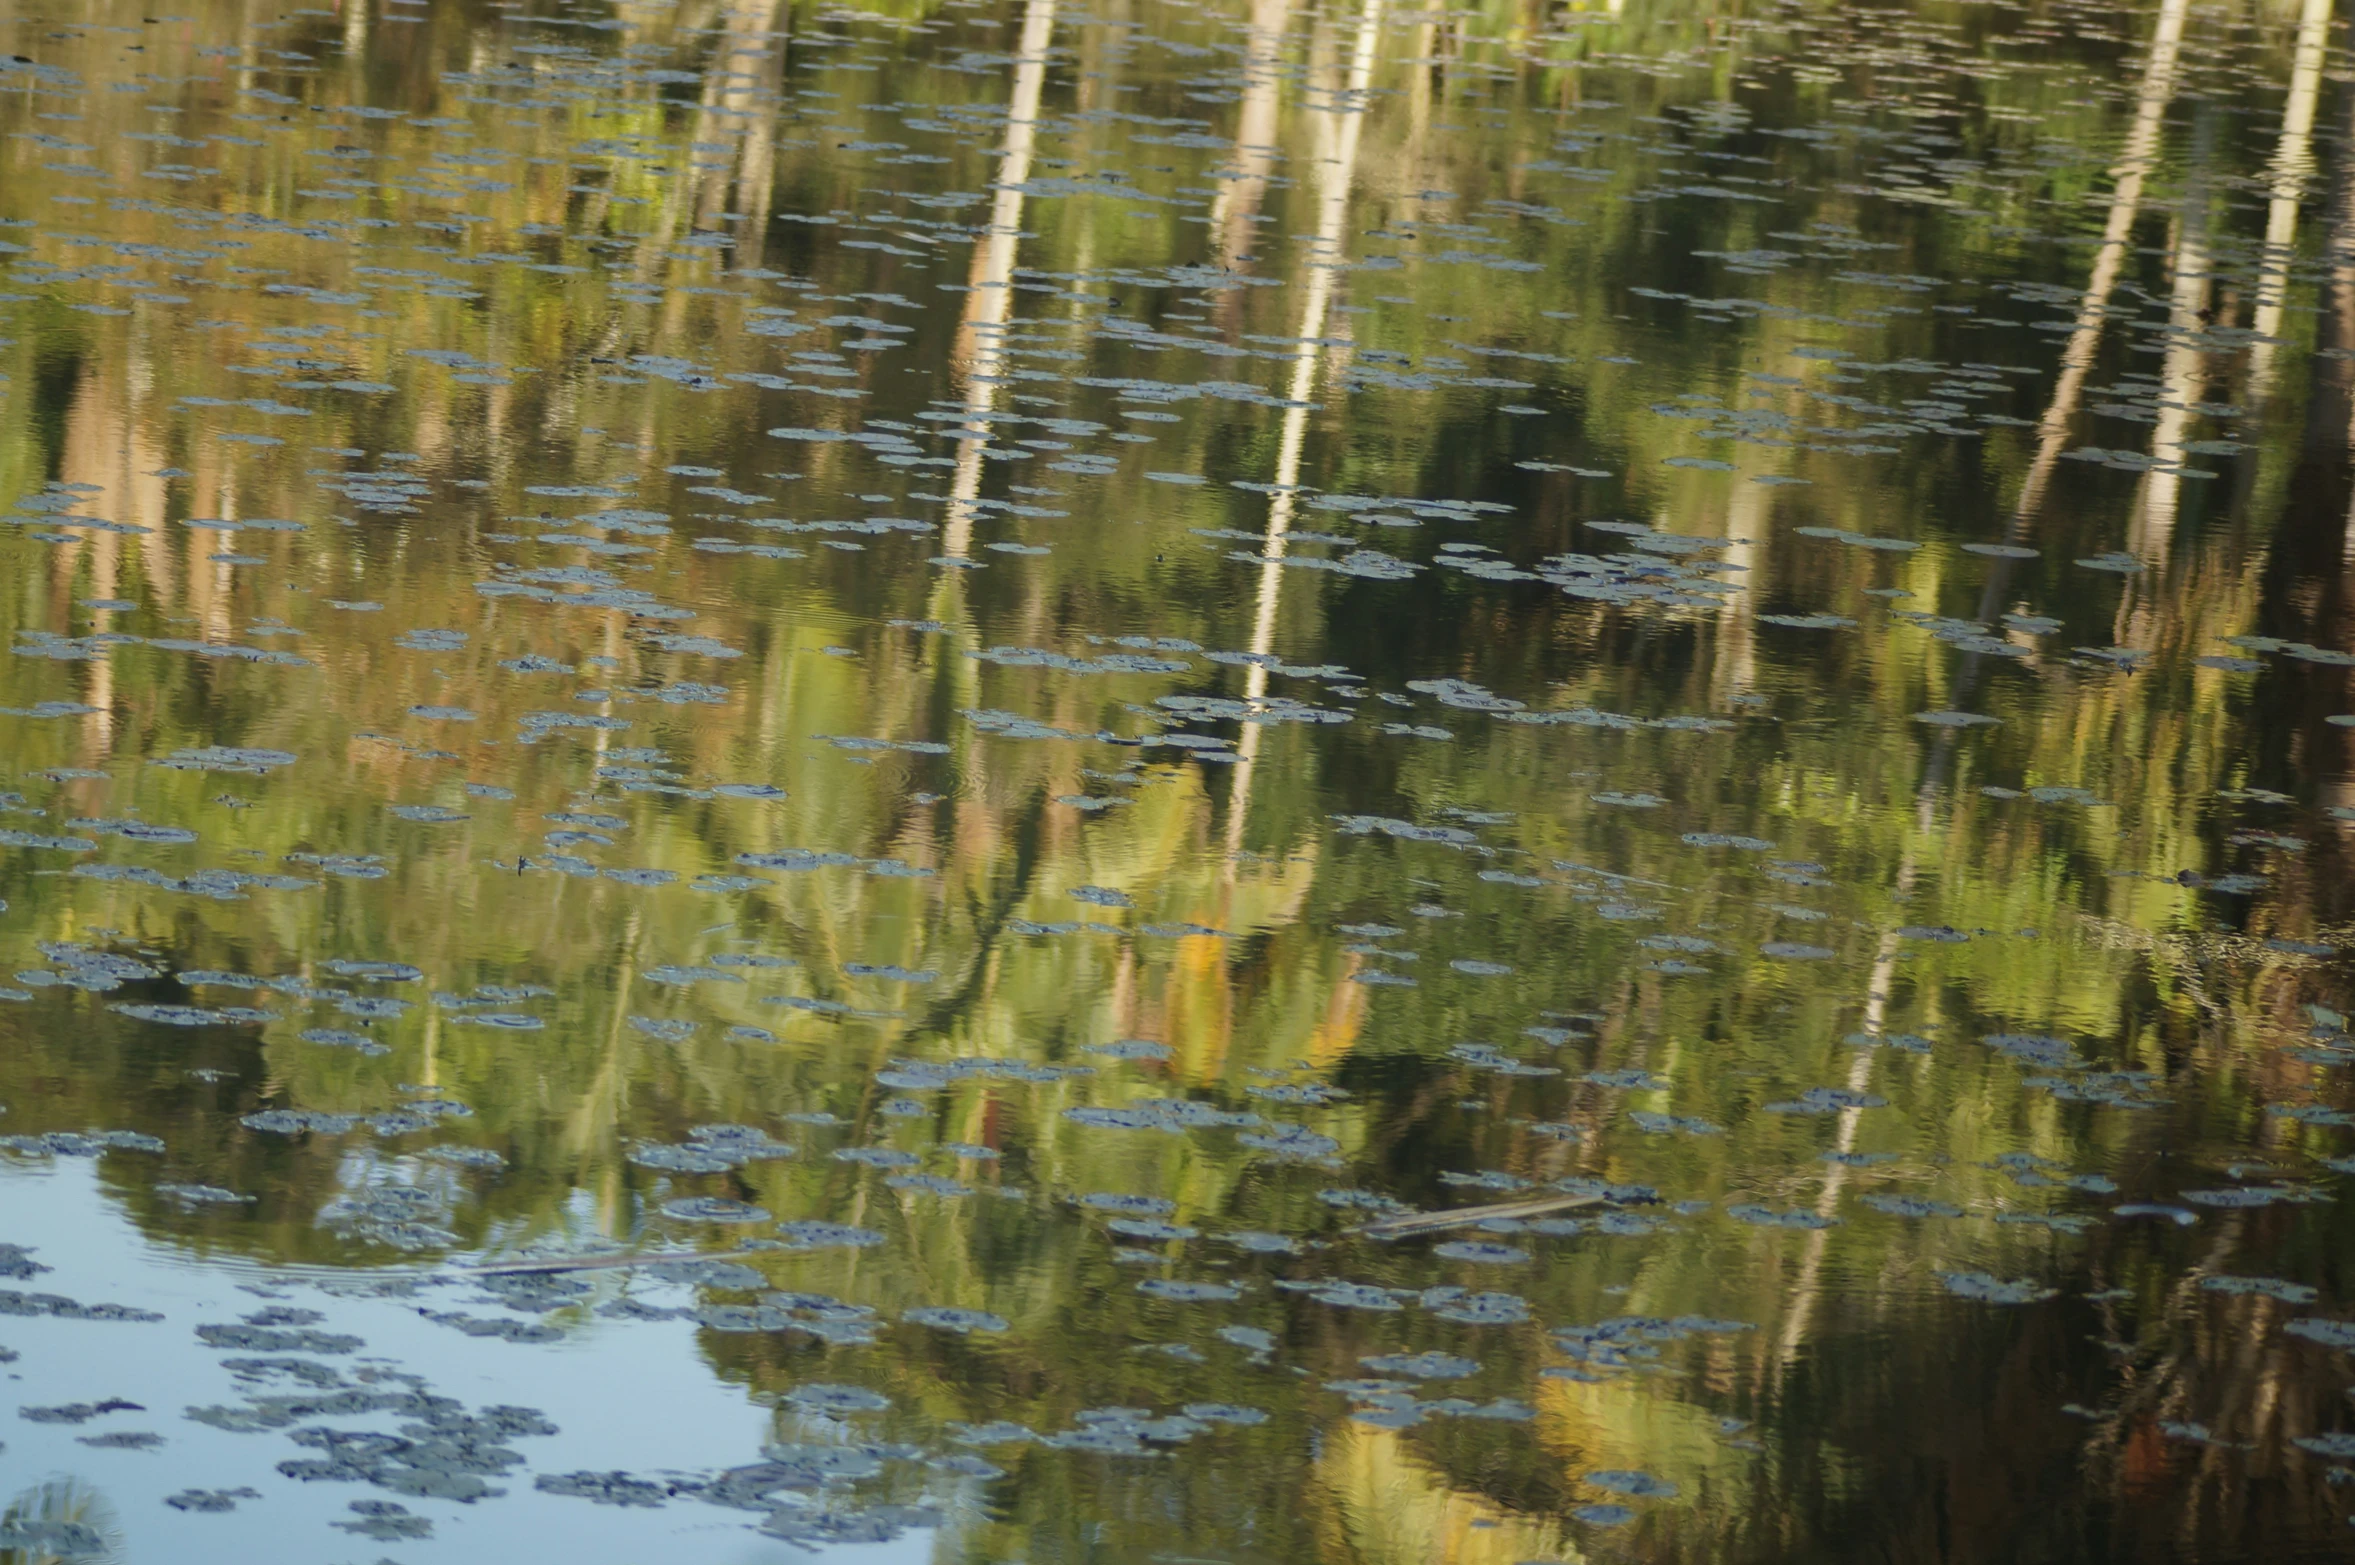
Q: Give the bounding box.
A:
[1,0,2352,1558]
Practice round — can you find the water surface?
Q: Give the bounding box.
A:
[2,0,2354,1559]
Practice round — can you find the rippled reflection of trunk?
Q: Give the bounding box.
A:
[924,0,1060,825]
[2127,110,2214,570]
[2006,0,2187,538]
[1406,14,1436,188]
[2247,0,2335,395]
[1949,0,2187,711]
[1210,0,1290,269]
[940,0,1060,564]
[1773,786,1931,1376]
[1706,475,1768,704]
[1208,0,1286,343]
[2252,85,2355,855]
[2266,98,2355,575]
[1221,0,1383,859]
[688,0,788,254]
[55,336,169,755]
[565,905,644,1171]
[2302,91,2355,474]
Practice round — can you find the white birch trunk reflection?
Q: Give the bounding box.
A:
[2247,0,2334,396]
[941,0,1061,564]
[2006,0,2187,537]
[1224,0,1383,859]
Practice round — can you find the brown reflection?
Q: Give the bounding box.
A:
[694,0,790,245]
[1209,0,1291,271]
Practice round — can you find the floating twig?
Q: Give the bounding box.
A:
[1355,1191,1605,1240]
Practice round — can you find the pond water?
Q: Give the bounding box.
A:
[1,0,2353,1559]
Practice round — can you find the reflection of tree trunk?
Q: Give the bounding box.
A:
[2252,86,2355,874]
[690,0,786,233]
[55,334,170,755]
[2127,111,2214,573]
[1211,0,1289,269]
[1773,831,1921,1376]
[1205,5,1382,1048]
[2298,91,2355,470]
[82,523,117,755]
[2281,109,2355,557]
[1407,17,1436,151]
[730,7,786,270]
[564,906,643,1165]
[2247,0,2335,394]
[1706,475,1768,705]
[1936,0,2189,722]
[939,0,1060,564]
[1778,691,1975,1374]
[921,0,1059,818]
[2007,0,2188,536]
[1223,0,1383,860]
